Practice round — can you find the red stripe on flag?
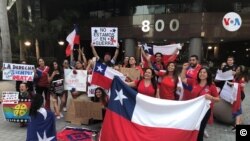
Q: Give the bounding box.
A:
[74,35,80,44]
[91,72,112,89]
[65,44,72,57]
[100,109,199,141]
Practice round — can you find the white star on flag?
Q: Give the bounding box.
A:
[143,44,152,52]
[114,89,128,105]
[37,131,55,141]
[97,65,103,72]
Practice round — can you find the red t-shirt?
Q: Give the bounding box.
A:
[187,79,219,101]
[37,66,50,87]
[135,79,156,97]
[159,76,176,100]
[183,64,202,100]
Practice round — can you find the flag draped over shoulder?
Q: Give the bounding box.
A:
[91,61,126,89]
[141,43,182,68]
[100,76,210,141]
[26,108,56,141]
[65,25,80,57]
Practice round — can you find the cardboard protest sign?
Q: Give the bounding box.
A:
[2,99,31,123]
[2,63,35,81]
[64,69,87,92]
[2,91,31,123]
[120,68,141,81]
[91,27,118,47]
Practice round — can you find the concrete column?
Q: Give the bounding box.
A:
[189,38,203,61]
[124,38,136,58]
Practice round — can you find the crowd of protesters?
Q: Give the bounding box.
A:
[5,41,248,141]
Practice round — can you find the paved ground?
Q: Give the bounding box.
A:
[0,80,249,141]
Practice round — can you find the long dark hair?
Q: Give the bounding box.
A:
[29,94,44,117]
[49,60,63,75]
[94,87,108,107]
[197,67,213,86]
[235,65,249,82]
[138,68,158,96]
[165,62,179,92]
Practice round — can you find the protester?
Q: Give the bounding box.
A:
[182,55,202,100]
[34,58,50,110]
[93,87,109,108]
[19,82,33,127]
[90,43,120,67]
[181,63,220,141]
[231,65,249,131]
[156,62,180,100]
[27,94,56,141]
[15,60,34,93]
[48,60,65,119]
[126,68,158,97]
[61,59,71,112]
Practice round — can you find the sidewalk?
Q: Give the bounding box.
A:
[0,80,249,141]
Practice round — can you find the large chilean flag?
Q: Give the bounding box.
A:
[100,76,210,141]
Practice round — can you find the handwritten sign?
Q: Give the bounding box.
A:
[91,27,118,47]
[64,69,87,92]
[2,91,19,104]
[2,63,35,81]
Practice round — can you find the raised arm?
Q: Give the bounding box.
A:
[112,43,120,62]
[180,63,189,84]
[90,43,100,60]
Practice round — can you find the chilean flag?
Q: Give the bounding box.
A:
[141,43,182,68]
[65,25,80,57]
[100,76,210,141]
[91,61,125,89]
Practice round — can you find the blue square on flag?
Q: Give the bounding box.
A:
[94,62,107,75]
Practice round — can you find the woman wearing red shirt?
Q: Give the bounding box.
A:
[157,62,179,100]
[181,63,220,141]
[126,68,157,97]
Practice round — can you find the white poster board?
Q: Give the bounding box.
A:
[91,27,118,47]
[64,69,87,92]
[2,91,19,104]
[2,63,35,81]
[215,70,234,81]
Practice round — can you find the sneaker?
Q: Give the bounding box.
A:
[63,107,67,112]
[204,130,209,138]
[56,116,61,119]
[60,113,64,118]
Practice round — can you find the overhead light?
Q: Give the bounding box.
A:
[208,46,212,50]
[58,40,65,46]
[164,39,167,42]
[220,39,224,42]
[246,48,249,51]
[24,41,31,46]
[232,50,236,53]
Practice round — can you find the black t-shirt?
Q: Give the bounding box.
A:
[222,64,237,72]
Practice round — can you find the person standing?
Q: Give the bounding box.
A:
[181,63,220,141]
[34,58,50,110]
[182,55,202,100]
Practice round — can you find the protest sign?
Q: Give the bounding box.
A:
[2,99,31,123]
[91,27,118,47]
[64,69,87,92]
[2,91,19,104]
[52,79,64,94]
[120,68,141,81]
[2,63,35,81]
